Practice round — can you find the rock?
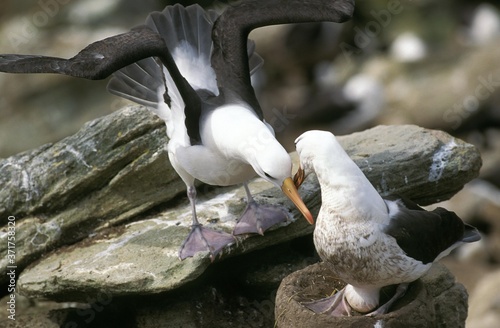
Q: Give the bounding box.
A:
[0,293,67,328]
[0,106,186,288]
[4,240,313,327]
[337,125,481,203]
[275,262,468,328]
[467,269,500,328]
[13,178,317,301]
[0,113,480,299]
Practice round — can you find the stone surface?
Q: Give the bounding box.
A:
[275,262,468,328]
[0,114,480,299]
[336,125,481,203]
[0,106,186,287]
[0,1,496,326]
[1,239,314,327]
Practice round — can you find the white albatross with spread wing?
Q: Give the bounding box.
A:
[0,1,356,260]
[293,130,481,315]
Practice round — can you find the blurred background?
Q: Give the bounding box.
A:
[0,0,499,327]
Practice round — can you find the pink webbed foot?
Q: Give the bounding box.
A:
[302,287,352,316]
[232,201,288,236]
[179,224,235,261]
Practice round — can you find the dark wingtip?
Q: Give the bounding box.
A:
[463,224,481,243]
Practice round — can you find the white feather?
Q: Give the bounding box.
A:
[172,41,218,95]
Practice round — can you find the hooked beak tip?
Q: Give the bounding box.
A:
[282,177,314,224]
[293,166,306,189]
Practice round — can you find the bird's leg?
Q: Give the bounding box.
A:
[232,183,288,235]
[188,186,199,225]
[178,186,235,261]
[302,287,352,316]
[366,283,409,316]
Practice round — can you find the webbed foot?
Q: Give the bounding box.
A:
[232,201,288,235]
[179,224,235,261]
[302,287,351,316]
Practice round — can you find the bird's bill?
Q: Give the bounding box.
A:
[293,165,306,188]
[282,177,314,224]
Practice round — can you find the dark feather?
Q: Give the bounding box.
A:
[0,1,356,142]
[108,4,264,144]
[211,0,355,120]
[107,57,165,108]
[0,26,167,80]
[384,196,480,264]
[0,24,202,132]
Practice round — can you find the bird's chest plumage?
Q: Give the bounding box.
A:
[313,207,425,287]
[176,107,259,186]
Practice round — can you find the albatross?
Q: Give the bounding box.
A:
[293,130,481,316]
[0,1,355,260]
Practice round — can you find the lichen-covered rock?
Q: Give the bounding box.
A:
[337,125,482,203]
[0,106,186,286]
[15,178,314,301]
[1,110,480,299]
[275,263,468,328]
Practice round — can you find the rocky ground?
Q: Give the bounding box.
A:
[1,0,500,327]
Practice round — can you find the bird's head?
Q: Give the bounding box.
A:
[248,134,313,225]
[293,130,335,188]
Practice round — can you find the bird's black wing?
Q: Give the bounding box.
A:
[107,57,166,109]
[383,195,480,264]
[109,4,263,144]
[211,0,355,120]
[0,23,202,143]
[0,26,166,80]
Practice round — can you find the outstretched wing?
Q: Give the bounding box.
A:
[0,26,168,80]
[211,0,355,119]
[107,57,165,109]
[107,4,264,144]
[0,22,202,144]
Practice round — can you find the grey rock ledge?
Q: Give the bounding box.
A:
[0,105,482,299]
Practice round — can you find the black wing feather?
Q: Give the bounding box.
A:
[0,23,203,143]
[0,26,167,80]
[384,196,480,264]
[212,0,355,120]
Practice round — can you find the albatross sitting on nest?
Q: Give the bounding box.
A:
[0,1,355,260]
[293,130,481,316]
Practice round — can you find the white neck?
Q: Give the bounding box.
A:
[307,141,387,223]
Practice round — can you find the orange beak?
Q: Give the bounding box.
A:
[281,177,314,224]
